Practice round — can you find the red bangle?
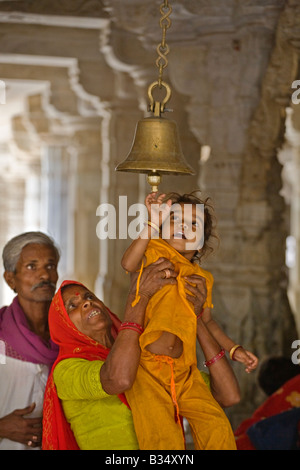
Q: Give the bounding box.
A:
[203,349,225,367]
[196,309,204,320]
[118,321,144,335]
[118,325,142,334]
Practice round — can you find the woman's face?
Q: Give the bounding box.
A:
[62,285,113,343]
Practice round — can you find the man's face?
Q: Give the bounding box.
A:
[5,243,59,303]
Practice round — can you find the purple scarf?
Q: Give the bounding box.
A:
[0,296,58,366]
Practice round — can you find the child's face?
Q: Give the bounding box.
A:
[161,203,204,260]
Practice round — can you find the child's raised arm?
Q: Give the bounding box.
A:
[121,193,172,272]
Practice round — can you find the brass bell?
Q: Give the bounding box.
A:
[116,81,195,192]
[115,116,195,191]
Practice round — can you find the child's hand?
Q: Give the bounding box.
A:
[145,192,172,227]
[233,347,259,373]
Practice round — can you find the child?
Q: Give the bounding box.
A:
[121,191,258,450]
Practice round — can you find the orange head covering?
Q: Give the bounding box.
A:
[42,280,128,450]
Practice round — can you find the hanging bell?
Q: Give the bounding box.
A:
[115,81,195,191]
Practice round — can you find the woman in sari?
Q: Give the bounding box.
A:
[42,259,177,450]
[42,258,240,450]
[235,357,300,450]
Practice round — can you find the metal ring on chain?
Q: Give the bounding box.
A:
[147,80,172,114]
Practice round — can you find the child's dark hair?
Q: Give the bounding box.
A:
[162,191,219,263]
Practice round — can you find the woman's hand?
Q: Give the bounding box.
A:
[184,274,207,316]
[130,258,177,299]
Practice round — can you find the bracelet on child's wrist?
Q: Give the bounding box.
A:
[229,344,242,361]
[203,348,225,367]
[144,220,160,233]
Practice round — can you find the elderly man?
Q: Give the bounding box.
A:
[0,232,60,450]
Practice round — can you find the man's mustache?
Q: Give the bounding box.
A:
[30,281,56,292]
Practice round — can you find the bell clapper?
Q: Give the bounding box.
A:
[147,172,161,193]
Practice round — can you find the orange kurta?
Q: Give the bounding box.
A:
[126,238,236,450]
[138,238,213,368]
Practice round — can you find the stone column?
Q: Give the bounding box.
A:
[279,106,300,336]
[288,112,300,336]
[0,144,27,306]
[68,118,103,290]
[39,144,76,280]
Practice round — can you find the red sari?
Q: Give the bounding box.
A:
[42,280,128,450]
[235,375,300,450]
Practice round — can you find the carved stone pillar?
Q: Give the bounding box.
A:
[68,118,103,290]
[279,106,300,336]
[0,144,27,306]
[39,144,75,279]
